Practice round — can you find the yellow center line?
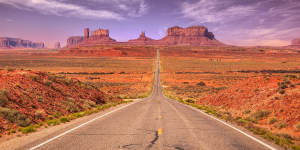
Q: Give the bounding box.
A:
[158,128,162,135]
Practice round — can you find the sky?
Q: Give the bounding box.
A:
[0,0,300,48]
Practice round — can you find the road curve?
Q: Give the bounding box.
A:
[20,50,281,150]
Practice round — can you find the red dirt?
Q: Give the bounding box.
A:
[0,69,120,133]
[197,75,300,137]
[59,46,156,57]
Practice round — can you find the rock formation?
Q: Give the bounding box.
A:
[66,28,116,47]
[54,42,61,49]
[0,37,45,49]
[291,38,300,47]
[128,32,155,45]
[65,25,224,47]
[158,26,223,46]
[66,36,83,48]
[83,28,116,44]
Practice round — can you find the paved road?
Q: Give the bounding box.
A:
[22,50,279,150]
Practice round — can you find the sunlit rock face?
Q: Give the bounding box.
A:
[65,25,224,47]
[158,26,223,46]
[128,32,155,45]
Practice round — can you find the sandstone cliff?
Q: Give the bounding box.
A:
[66,28,116,48]
[158,26,223,46]
[83,28,116,44]
[0,37,45,49]
[291,38,300,46]
[66,36,83,48]
[65,25,224,48]
[128,32,155,45]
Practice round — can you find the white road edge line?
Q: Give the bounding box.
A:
[29,100,142,150]
[163,95,278,150]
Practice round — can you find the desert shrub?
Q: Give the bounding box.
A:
[243,110,251,114]
[30,75,38,82]
[7,68,15,72]
[285,74,297,79]
[185,99,195,104]
[59,116,69,123]
[238,118,248,125]
[293,145,300,150]
[278,122,287,129]
[48,75,57,82]
[37,97,44,103]
[82,99,96,109]
[21,125,35,134]
[61,78,72,86]
[47,119,60,126]
[0,90,9,107]
[269,118,277,124]
[279,90,285,95]
[277,133,293,140]
[8,129,16,135]
[197,81,206,86]
[15,84,21,88]
[34,111,44,120]
[44,80,52,87]
[71,112,85,118]
[183,82,189,84]
[251,110,270,121]
[31,104,37,109]
[0,107,31,127]
[296,123,300,130]
[63,98,79,113]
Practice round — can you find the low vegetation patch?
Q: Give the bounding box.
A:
[0,90,9,107]
[251,110,270,121]
[0,107,31,127]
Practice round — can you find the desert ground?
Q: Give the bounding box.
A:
[160,46,300,149]
[0,46,299,149]
[0,47,155,137]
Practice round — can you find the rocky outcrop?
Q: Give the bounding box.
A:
[291,38,300,47]
[83,28,116,44]
[65,25,224,48]
[66,36,83,48]
[158,26,223,46]
[54,42,61,49]
[66,28,116,47]
[0,37,45,49]
[128,32,155,45]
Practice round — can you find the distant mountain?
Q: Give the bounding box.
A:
[291,38,300,47]
[65,25,224,48]
[158,26,223,46]
[0,37,45,49]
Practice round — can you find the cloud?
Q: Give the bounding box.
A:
[180,0,300,46]
[86,0,148,17]
[0,0,148,20]
[6,19,14,22]
[181,0,256,24]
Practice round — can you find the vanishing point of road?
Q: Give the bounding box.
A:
[20,50,280,150]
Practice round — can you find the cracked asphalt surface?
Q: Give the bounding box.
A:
[21,50,280,150]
